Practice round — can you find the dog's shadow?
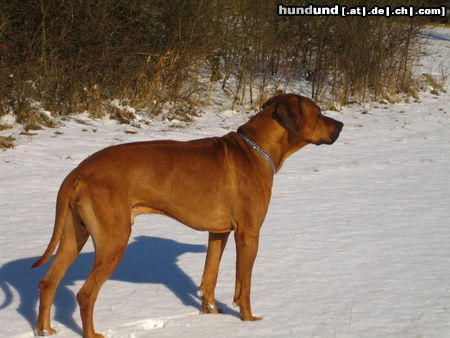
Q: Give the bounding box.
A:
[0,235,238,335]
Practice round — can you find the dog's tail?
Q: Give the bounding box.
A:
[31,176,74,268]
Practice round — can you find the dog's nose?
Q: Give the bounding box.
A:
[326,120,343,145]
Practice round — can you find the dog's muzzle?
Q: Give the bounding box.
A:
[329,121,344,144]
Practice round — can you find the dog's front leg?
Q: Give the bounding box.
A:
[199,232,230,313]
[233,229,262,321]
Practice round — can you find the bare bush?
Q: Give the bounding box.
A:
[0,0,428,125]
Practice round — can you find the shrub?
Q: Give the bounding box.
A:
[0,0,429,124]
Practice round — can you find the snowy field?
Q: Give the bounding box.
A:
[1,28,449,337]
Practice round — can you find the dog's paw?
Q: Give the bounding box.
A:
[34,327,57,336]
[241,314,263,321]
[92,333,105,338]
[200,301,221,314]
[207,302,221,313]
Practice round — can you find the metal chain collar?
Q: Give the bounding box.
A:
[237,131,276,175]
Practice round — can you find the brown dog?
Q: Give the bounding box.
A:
[32,93,343,337]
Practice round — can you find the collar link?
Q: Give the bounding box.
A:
[237,130,276,175]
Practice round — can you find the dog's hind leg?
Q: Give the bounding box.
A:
[199,232,230,314]
[75,193,131,338]
[76,228,130,338]
[35,207,89,336]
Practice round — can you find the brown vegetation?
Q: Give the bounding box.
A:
[0,0,437,128]
[0,135,15,149]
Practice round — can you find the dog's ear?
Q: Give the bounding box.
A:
[261,95,282,109]
[272,96,301,134]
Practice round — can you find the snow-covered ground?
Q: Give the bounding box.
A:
[1,27,449,338]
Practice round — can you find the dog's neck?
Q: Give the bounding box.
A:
[237,129,276,174]
[237,111,308,172]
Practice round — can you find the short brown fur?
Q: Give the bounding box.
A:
[32,94,343,337]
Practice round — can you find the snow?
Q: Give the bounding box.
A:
[1,27,450,337]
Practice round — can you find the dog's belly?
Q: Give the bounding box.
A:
[131,202,234,233]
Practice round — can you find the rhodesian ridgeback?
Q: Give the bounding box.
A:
[32,93,343,337]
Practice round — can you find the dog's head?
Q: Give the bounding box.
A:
[263,94,343,146]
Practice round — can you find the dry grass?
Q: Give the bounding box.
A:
[8,98,57,131]
[106,104,136,124]
[0,136,15,149]
[0,123,12,131]
[162,104,201,123]
[422,73,446,94]
[425,23,450,28]
[19,131,38,136]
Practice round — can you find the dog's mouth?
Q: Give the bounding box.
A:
[313,121,344,146]
[327,121,344,145]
